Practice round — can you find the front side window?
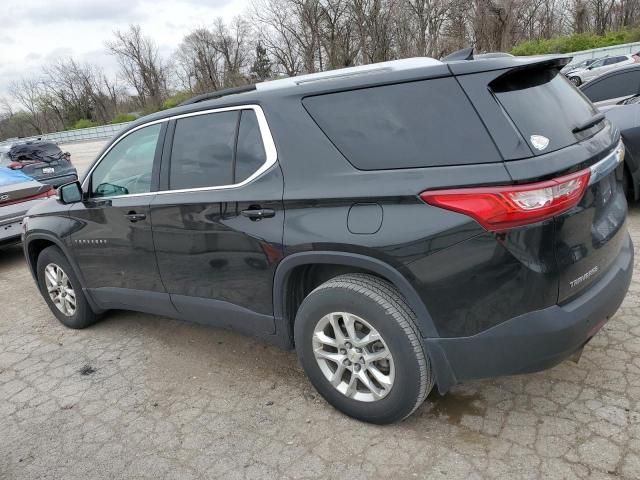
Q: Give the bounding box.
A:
[170,111,238,190]
[91,124,161,197]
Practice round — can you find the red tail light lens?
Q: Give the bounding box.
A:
[0,187,55,206]
[420,169,591,231]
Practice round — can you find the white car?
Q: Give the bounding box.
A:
[565,55,637,86]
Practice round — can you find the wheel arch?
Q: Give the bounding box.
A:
[272,252,439,348]
[24,233,103,313]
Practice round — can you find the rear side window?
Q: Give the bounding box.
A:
[235,110,266,182]
[491,69,597,154]
[582,70,640,102]
[170,111,238,190]
[303,78,500,170]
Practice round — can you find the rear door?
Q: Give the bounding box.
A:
[150,106,283,335]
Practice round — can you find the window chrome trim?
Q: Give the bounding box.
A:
[588,139,624,186]
[81,104,277,198]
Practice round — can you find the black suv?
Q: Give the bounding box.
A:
[23,54,633,424]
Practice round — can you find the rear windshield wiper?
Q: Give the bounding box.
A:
[572,113,605,134]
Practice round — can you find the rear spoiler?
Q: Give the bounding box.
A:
[445,50,571,76]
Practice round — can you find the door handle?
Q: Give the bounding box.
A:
[125,212,146,222]
[241,208,276,220]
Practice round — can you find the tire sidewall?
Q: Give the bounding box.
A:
[295,285,425,424]
[36,246,92,329]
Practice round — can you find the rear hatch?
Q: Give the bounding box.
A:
[453,58,627,302]
[6,142,68,179]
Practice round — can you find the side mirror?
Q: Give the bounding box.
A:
[57,181,83,204]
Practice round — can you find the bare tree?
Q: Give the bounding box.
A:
[318,0,359,69]
[9,78,48,134]
[107,25,168,110]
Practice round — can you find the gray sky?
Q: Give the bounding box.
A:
[0,0,248,104]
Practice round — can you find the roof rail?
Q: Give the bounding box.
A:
[441,47,474,62]
[178,84,257,106]
[256,57,442,91]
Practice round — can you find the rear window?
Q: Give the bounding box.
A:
[303,78,500,170]
[491,69,598,154]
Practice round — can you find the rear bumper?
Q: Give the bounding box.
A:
[427,233,634,393]
[0,215,25,245]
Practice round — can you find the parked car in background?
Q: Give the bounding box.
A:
[578,65,640,200]
[566,55,636,85]
[601,104,640,201]
[0,168,55,247]
[0,141,77,187]
[561,57,597,75]
[580,64,640,109]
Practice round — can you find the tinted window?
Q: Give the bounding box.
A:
[492,69,597,154]
[303,78,499,170]
[170,111,238,190]
[235,110,266,182]
[91,124,161,197]
[582,70,640,102]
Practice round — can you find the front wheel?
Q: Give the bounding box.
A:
[36,246,99,329]
[569,76,582,86]
[294,273,434,424]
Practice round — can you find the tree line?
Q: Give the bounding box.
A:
[2,0,640,141]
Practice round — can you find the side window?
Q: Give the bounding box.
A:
[91,123,161,197]
[235,110,266,183]
[169,111,238,190]
[582,71,640,102]
[303,78,499,169]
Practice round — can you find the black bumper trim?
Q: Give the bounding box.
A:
[427,233,634,393]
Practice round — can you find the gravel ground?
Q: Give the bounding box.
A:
[1,141,639,479]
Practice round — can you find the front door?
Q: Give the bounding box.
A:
[150,107,283,335]
[69,122,172,312]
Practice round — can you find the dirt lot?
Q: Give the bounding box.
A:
[1,141,639,479]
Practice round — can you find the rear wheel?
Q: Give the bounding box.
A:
[294,273,434,424]
[622,167,631,200]
[569,76,582,86]
[36,246,98,329]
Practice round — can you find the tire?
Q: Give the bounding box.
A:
[569,76,582,86]
[622,167,631,200]
[294,273,434,424]
[36,246,99,329]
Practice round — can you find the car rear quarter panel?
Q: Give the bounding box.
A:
[267,96,563,338]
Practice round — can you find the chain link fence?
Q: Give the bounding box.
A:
[0,122,133,148]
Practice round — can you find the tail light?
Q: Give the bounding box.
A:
[420,168,591,232]
[7,161,23,169]
[0,187,56,207]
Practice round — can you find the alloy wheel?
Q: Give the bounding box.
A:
[312,312,395,402]
[44,263,76,317]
